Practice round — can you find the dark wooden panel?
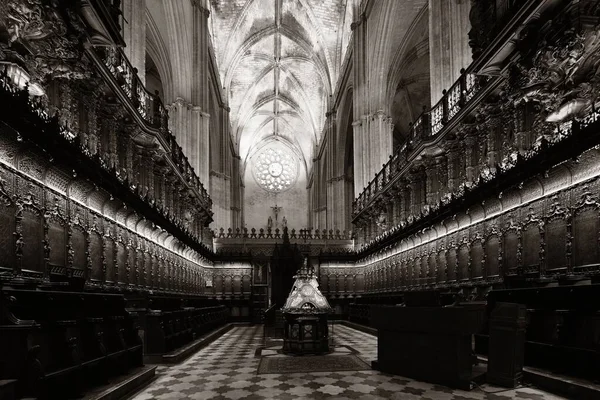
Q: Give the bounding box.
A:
[437,251,447,282]
[22,211,43,273]
[485,236,500,277]
[545,220,567,270]
[572,209,599,266]
[458,245,469,280]
[90,233,103,281]
[447,248,457,281]
[522,226,540,270]
[71,228,86,270]
[471,241,484,278]
[116,243,127,284]
[48,222,66,267]
[504,232,518,271]
[0,204,16,269]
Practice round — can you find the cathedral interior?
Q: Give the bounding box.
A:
[1,0,600,399]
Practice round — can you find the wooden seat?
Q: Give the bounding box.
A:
[0,289,143,399]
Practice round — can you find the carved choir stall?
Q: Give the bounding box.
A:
[281,259,332,355]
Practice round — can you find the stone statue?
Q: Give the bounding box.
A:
[267,216,273,229]
[282,216,287,228]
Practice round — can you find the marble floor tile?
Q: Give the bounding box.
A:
[128,325,566,400]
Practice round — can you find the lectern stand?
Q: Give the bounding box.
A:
[371,305,486,390]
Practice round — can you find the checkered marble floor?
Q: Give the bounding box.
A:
[129,325,566,400]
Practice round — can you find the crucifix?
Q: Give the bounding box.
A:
[271,203,282,224]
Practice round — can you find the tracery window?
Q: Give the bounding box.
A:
[253,147,297,193]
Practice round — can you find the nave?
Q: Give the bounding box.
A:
[129,325,563,400]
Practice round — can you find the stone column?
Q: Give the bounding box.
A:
[352,119,367,196]
[352,6,369,196]
[429,0,472,105]
[230,154,242,230]
[370,111,394,186]
[191,1,211,185]
[326,110,337,230]
[122,0,146,85]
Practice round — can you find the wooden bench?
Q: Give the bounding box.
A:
[480,285,600,381]
[145,305,228,356]
[0,289,143,399]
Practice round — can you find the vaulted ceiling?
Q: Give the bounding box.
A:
[209,0,351,173]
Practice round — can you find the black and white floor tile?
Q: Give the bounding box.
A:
[129,325,565,400]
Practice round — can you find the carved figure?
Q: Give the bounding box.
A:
[267,216,273,229]
[282,216,287,228]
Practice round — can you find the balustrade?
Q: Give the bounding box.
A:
[212,227,354,241]
[353,69,484,217]
[96,46,210,210]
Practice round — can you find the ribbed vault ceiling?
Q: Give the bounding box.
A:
[209,0,350,173]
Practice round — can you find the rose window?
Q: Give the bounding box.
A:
[253,147,297,193]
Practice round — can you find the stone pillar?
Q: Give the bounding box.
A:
[370,111,394,186]
[353,117,368,195]
[192,1,211,185]
[429,0,472,105]
[231,154,242,230]
[352,6,369,196]
[326,110,337,230]
[122,0,146,85]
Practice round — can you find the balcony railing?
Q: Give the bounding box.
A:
[0,67,215,257]
[94,46,211,211]
[353,68,485,216]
